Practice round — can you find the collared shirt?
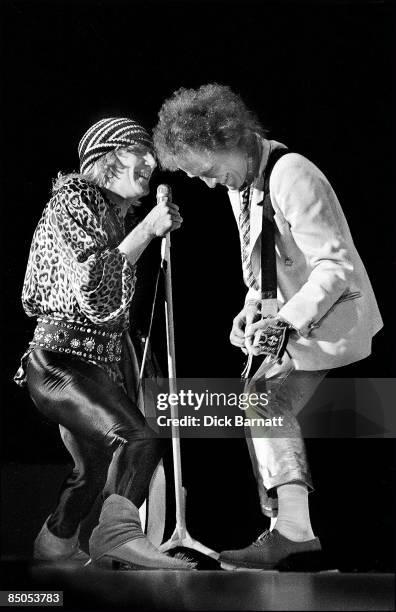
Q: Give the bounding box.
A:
[228,138,287,291]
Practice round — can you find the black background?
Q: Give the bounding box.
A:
[1,0,394,572]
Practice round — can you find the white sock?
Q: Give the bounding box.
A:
[274,483,315,542]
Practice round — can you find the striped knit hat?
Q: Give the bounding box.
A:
[78,117,154,174]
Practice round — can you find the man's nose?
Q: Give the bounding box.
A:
[200,176,216,188]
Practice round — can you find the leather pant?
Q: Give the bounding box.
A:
[26,348,165,539]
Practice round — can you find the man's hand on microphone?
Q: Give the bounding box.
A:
[117,184,182,265]
[141,201,183,238]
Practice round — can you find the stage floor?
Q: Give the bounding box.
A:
[0,560,394,611]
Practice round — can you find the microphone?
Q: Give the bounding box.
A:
[156,183,172,204]
[156,184,173,257]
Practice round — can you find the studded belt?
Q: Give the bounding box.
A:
[30,317,124,363]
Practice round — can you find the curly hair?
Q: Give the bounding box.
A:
[153,83,266,170]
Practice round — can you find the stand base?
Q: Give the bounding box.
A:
[160,526,219,561]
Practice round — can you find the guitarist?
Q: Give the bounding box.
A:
[153,83,383,569]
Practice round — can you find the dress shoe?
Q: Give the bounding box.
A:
[219,529,322,570]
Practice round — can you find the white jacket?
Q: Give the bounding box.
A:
[228,141,383,371]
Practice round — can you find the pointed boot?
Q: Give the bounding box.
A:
[89,494,195,570]
[34,517,89,564]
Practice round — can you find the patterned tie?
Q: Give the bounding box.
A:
[239,186,260,291]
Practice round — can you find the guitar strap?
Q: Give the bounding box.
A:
[243,146,291,381]
[260,146,290,306]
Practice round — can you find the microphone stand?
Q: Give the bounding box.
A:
[159,233,219,560]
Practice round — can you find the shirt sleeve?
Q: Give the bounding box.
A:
[50,179,136,325]
[271,156,354,337]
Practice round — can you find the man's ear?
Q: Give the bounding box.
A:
[115,148,127,162]
[113,149,129,170]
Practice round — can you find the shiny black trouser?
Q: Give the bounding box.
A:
[26,349,164,539]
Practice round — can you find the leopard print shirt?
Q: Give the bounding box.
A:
[15,174,138,385]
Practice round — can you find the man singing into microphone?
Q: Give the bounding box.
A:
[14,117,194,570]
[153,84,383,569]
